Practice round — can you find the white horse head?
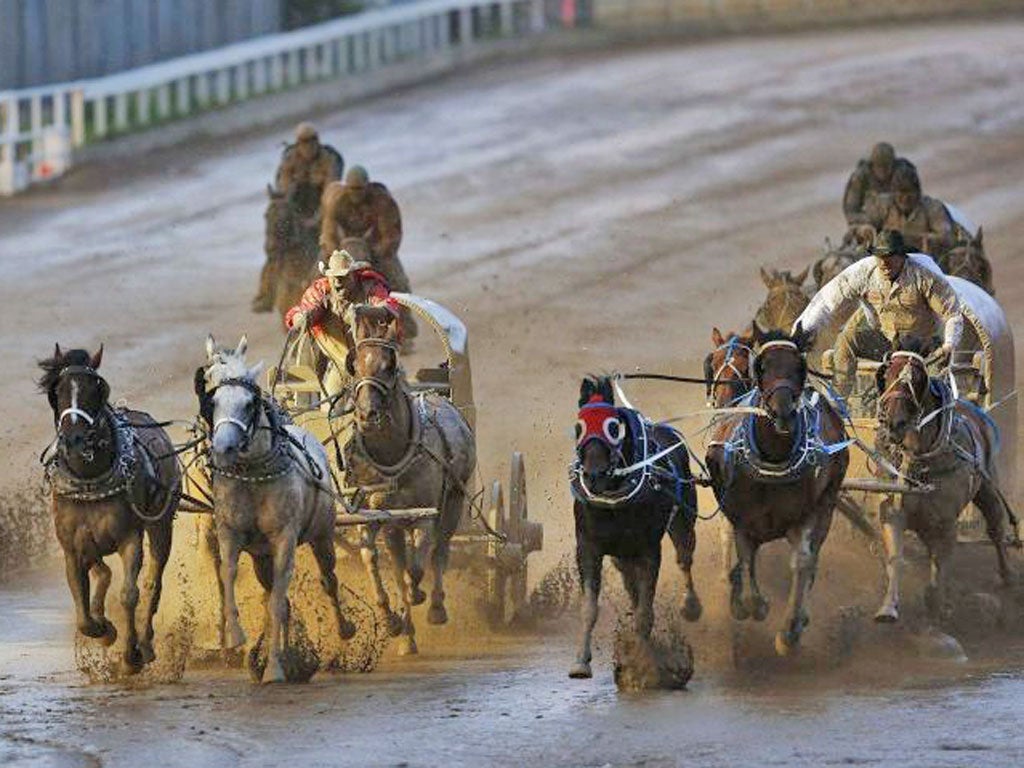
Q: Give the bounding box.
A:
[205,335,264,465]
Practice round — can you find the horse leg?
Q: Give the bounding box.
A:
[359,524,403,637]
[264,533,298,684]
[138,523,172,664]
[217,530,247,649]
[311,534,358,644]
[117,530,145,673]
[634,554,660,641]
[975,482,1017,587]
[569,545,602,679]
[667,508,702,621]
[385,527,417,656]
[89,560,117,646]
[875,499,905,623]
[734,530,768,621]
[427,519,454,626]
[65,553,111,642]
[408,525,429,606]
[775,521,815,656]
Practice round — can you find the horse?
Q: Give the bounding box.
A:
[706,323,850,656]
[937,226,994,296]
[200,334,356,683]
[705,327,755,408]
[812,229,872,291]
[872,336,1015,622]
[38,345,180,673]
[568,375,701,679]
[258,185,321,322]
[345,305,476,655]
[755,266,810,333]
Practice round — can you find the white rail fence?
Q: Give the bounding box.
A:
[0,0,550,196]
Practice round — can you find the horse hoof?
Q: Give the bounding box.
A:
[411,588,427,606]
[224,626,247,651]
[262,661,286,685]
[774,632,798,657]
[568,662,592,679]
[385,612,404,637]
[139,642,156,665]
[339,618,358,641]
[874,607,899,623]
[123,646,145,675]
[749,597,770,622]
[427,604,448,626]
[99,620,118,647]
[730,599,750,622]
[682,593,703,622]
[397,636,419,656]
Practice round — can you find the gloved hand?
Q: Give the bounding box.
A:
[927,343,952,368]
[291,311,307,333]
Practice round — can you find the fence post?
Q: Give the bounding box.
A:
[113,92,129,132]
[530,0,546,32]
[94,96,109,139]
[0,98,16,196]
[71,90,85,147]
[460,6,474,44]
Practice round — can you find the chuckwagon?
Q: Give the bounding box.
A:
[821,273,1017,538]
[267,292,543,626]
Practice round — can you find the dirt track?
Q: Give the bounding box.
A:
[3,18,1024,767]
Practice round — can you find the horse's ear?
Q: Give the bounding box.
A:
[711,327,725,347]
[236,335,248,357]
[599,377,615,405]
[90,344,104,370]
[579,377,595,407]
[760,266,774,288]
[206,334,217,361]
[385,313,401,342]
[794,322,815,353]
[54,342,62,361]
[793,265,810,286]
[975,226,983,245]
[346,349,356,377]
[875,361,889,394]
[248,361,264,382]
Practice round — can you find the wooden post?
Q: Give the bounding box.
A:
[175,77,190,115]
[113,92,128,132]
[269,55,285,90]
[235,64,249,100]
[93,96,108,139]
[460,6,473,44]
[286,50,301,86]
[70,90,85,146]
[336,36,352,74]
[253,58,268,94]
[195,72,211,107]
[215,69,230,104]
[156,84,171,118]
[135,90,150,126]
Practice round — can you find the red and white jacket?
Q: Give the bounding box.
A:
[285,270,401,339]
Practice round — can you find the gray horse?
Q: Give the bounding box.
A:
[202,335,356,683]
[345,305,476,655]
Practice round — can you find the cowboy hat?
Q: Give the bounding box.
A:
[318,249,371,278]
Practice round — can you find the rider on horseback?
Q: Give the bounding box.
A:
[320,165,418,342]
[795,229,964,400]
[843,142,915,228]
[287,249,402,399]
[252,123,344,313]
[875,164,955,259]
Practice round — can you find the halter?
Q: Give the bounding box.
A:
[706,338,754,406]
[52,365,108,429]
[878,351,953,445]
[351,337,401,414]
[210,376,263,452]
[753,340,805,406]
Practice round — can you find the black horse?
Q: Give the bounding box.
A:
[38,345,180,673]
[568,375,701,679]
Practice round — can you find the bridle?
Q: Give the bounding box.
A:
[210,376,264,452]
[878,351,933,430]
[50,366,111,465]
[705,338,754,406]
[754,340,805,403]
[351,336,401,422]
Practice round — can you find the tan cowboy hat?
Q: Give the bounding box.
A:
[318,249,371,278]
[295,122,318,142]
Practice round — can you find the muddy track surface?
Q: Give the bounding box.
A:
[3,19,1024,767]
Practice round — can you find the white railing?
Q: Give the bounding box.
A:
[0,0,549,196]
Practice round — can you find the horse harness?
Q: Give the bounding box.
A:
[704,338,754,406]
[42,366,175,523]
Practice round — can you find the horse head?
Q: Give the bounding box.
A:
[705,327,754,408]
[349,305,402,431]
[875,335,936,450]
[203,334,264,467]
[752,321,814,435]
[756,266,810,332]
[37,343,109,470]
[575,375,625,493]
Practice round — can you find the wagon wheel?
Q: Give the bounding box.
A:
[484,453,543,628]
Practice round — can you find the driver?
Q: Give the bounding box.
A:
[286,249,401,399]
[794,230,964,399]
[843,142,914,227]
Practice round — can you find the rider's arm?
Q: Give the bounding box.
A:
[285,278,329,329]
[794,260,870,337]
[920,268,964,349]
[376,195,403,257]
[923,198,955,255]
[842,165,868,224]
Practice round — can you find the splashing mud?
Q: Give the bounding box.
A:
[246,613,321,684]
[613,609,695,692]
[525,552,578,623]
[0,484,53,579]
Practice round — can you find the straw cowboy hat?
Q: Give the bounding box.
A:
[318,249,371,278]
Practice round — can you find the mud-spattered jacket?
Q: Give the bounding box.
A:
[284,270,400,339]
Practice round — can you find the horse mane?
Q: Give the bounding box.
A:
[37,348,91,393]
[755,328,795,345]
[206,350,252,388]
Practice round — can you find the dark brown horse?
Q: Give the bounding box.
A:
[706,324,849,656]
[569,375,701,679]
[873,337,1014,621]
[38,345,180,673]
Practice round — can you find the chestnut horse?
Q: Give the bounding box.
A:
[706,324,850,655]
[873,337,1015,621]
